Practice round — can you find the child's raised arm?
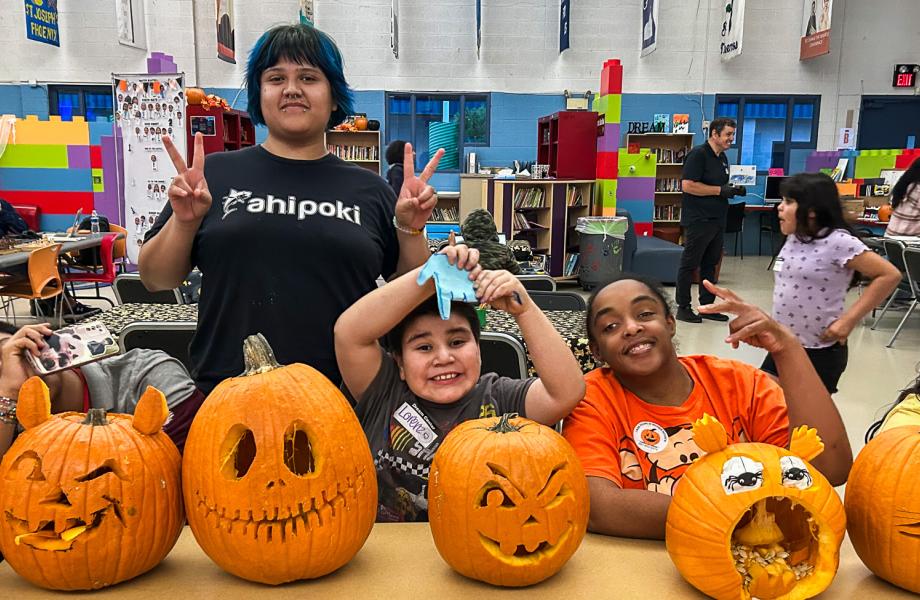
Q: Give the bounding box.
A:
[335,246,481,402]
[474,270,585,425]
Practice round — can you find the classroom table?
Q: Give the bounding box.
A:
[0,523,913,598]
[96,305,600,374]
[0,234,120,272]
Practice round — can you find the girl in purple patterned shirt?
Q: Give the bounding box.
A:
[762,173,900,393]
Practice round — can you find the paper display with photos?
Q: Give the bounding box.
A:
[113,73,186,264]
[27,321,120,376]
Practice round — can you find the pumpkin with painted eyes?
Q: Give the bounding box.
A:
[428,414,589,587]
[666,415,845,600]
[0,378,183,590]
[845,425,920,593]
[182,334,377,585]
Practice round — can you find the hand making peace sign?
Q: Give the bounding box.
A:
[395,142,445,231]
[163,132,212,225]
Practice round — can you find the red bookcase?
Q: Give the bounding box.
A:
[185,105,255,163]
[537,111,599,180]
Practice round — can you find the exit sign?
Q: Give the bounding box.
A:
[893,64,918,88]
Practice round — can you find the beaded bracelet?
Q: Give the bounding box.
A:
[0,396,17,426]
[392,215,426,237]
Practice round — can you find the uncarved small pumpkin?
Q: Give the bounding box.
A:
[185,87,207,105]
[353,116,368,130]
[845,425,920,594]
[428,414,589,587]
[0,379,183,590]
[878,204,892,222]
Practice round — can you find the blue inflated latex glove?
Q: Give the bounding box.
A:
[417,254,478,320]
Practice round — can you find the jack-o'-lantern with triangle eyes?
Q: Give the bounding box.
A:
[182,334,377,585]
[428,414,590,587]
[0,378,183,590]
[666,415,846,600]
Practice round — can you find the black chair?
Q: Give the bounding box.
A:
[871,240,911,329]
[120,321,196,372]
[726,202,746,259]
[885,247,919,348]
[113,274,183,305]
[480,331,528,378]
[528,290,587,311]
[517,274,556,291]
[862,237,888,318]
[759,203,783,269]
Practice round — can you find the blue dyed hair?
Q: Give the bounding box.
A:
[245,24,353,128]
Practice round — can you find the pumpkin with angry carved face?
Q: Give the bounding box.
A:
[666,415,845,600]
[0,378,183,590]
[182,334,377,585]
[428,414,589,587]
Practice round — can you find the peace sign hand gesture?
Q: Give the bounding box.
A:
[395,143,445,231]
[163,132,212,225]
[698,280,797,354]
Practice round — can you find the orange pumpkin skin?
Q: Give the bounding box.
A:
[878,204,892,222]
[0,379,183,590]
[666,416,845,600]
[185,87,207,105]
[845,426,920,594]
[353,116,368,130]
[428,415,589,587]
[182,334,377,585]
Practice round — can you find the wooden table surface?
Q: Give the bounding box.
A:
[0,233,123,271]
[0,523,913,598]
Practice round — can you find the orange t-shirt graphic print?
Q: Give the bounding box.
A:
[563,355,790,495]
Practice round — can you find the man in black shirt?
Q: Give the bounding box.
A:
[675,117,746,323]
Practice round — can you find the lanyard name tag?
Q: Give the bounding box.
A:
[394,402,438,448]
[773,257,784,272]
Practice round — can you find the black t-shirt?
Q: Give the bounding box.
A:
[354,355,534,523]
[681,142,730,225]
[145,146,399,394]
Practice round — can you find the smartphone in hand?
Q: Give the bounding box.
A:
[27,321,120,375]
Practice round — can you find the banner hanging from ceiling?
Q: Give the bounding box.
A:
[217,0,236,64]
[719,0,744,62]
[641,0,658,57]
[800,0,833,60]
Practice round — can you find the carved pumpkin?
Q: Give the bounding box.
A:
[878,204,892,223]
[185,87,207,105]
[666,415,845,600]
[353,116,368,130]
[428,414,589,587]
[845,425,920,593]
[0,378,183,590]
[182,334,377,585]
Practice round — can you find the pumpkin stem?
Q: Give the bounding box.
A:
[489,413,522,434]
[83,408,109,426]
[242,333,281,376]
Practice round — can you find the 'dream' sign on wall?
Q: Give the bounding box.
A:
[24,0,59,47]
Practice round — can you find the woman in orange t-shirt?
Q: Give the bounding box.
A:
[562,274,852,539]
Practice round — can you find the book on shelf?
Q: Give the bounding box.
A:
[566,186,585,207]
[655,178,683,192]
[327,144,380,161]
[513,187,546,208]
[513,213,548,231]
[563,253,580,277]
[429,207,459,222]
[650,147,689,164]
[654,204,682,221]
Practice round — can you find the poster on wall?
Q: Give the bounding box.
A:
[299,0,314,25]
[560,0,570,53]
[391,0,399,58]
[800,0,832,60]
[116,0,147,49]
[720,0,744,61]
[216,0,236,64]
[641,0,658,57]
[24,0,59,47]
[112,74,187,264]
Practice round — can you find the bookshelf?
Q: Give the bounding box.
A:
[492,179,594,277]
[185,106,255,163]
[537,111,598,180]
[326,130,381,175]
[626,132,694,241]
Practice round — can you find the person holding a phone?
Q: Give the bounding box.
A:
[0,322,204,457]
[139,24,441,395]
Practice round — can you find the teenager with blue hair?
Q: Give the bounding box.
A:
[139,24,446,394]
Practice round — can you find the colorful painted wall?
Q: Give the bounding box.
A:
[0,115,121,231]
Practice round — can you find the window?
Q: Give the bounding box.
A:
[48,85,114,122]
[386,93,490,172]
[715,95,820,173]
